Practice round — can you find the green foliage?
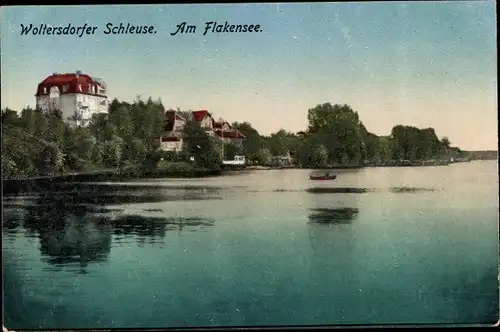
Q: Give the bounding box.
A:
[390,125,446,161]
[1,96,167,179]
[256,148,272,165]
[263,129,300,157]
[291,103,454,168]
[296,134,329,167]
[231,121,264,161]
[224,141,245,160]
[156,161,194,172]
[183,119,222,170]
[1,97,461,179]
[440,137,451,149]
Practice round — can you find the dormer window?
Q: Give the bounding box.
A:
[43,87,47,94]
[78,84,82,92]
[62,84,69,93]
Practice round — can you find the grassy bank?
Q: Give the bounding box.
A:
[2,162,222,195]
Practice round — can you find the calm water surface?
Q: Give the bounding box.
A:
[2,161,499,328]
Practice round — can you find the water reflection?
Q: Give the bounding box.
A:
[111,215,214,239]
[52,183,222,204]
[307,187,374,194]
[307,206,359,252]
[306,204,360,322]
[18,195,113,274]
[308,207,359,225]
[389,187,436,193]
[306,187,436,194]
[2,183,219,273]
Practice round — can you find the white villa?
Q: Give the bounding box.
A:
[35,71,108,127]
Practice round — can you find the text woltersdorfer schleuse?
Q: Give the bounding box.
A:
[20,23,157,37]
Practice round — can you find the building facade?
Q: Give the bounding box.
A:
[35,71,108,127]
[159,136,183,152]
[159,110,186,152]
[157,109,245,152]
[190,110,214,133]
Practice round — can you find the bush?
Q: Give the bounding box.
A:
[156,161,194,172]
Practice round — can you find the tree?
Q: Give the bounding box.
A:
[1,108,19,127]
[296,133,328,168]
[256,148,272,165]
[0,98,465,179]
[1,125,38,178]
[62,127,95,171]
[306,103,363,165]
[224,141,245,160]
[389,125,448,161]
[231,121,264,161]
[441,137,451,149]
[1,98,169,178]
[38,141,66,175]
[183,119,221,169]
[264,129,299,157]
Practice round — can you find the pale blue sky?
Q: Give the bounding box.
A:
[1,2,497,150]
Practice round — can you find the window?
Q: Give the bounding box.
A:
[62,85,69,93]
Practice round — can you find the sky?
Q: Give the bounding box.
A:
[1,2,497,150]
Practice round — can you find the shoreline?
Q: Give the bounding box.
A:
[3,159,496,195]
[1,167,222,195]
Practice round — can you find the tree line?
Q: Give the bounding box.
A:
[2,98,165,179]
[1,98,461,179]
[233,103,461,167]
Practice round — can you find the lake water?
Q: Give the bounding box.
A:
[2,161,499,329]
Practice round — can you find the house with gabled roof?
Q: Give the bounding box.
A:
[158,109,246,152]
[158,109,186,152]
[212,118,245,144]
[164,109,186,133]
[212,117,232,131]
[190,109,214,133]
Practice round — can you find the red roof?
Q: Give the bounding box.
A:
[214,129,245,139]
[192,110,210,122]
[35,72,106,97]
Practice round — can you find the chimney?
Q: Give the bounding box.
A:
[76,70,82,77]
[52,72,59,76]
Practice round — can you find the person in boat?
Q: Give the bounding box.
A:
[325,172,330,177]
